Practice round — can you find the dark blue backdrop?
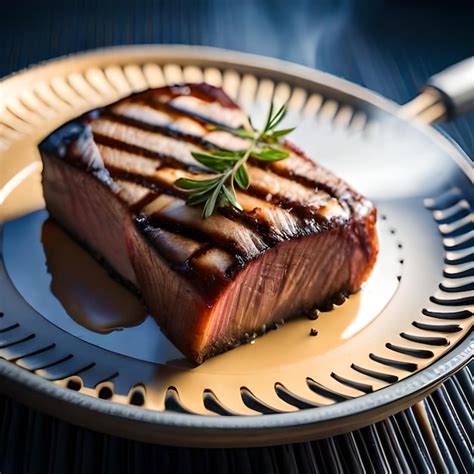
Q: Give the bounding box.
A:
[1,0,473,152]
[0,2,473,472]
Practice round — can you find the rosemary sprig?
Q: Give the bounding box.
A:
[175,102,295,218]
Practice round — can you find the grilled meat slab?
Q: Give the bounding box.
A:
[39,84,378,363]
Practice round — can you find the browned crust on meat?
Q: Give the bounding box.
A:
[39,83,379,363]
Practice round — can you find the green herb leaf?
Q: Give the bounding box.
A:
[203,181,224,218]
[175,176,220,189]
[248,117,256,132]
[210,150,245,158]
[191,151,238,171]
[252,147,289,161]
[230,128,255,139]
[222,185,243,211]
[174,100,296,218]
[269,127,296,138]
[263,102,274,133]
[267,102,288,130]
[186,191,213,206]
[235,163,250,189]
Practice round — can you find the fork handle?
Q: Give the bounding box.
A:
[426,57,474,118]
[401,57,474,123]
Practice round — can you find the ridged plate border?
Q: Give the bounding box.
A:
[0,46,472,447]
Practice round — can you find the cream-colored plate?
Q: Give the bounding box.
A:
[0,47,471,444]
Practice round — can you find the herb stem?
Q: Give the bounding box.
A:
[230,136,257,186]
[175,101,295,218]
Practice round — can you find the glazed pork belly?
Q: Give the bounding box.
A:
[39,84,378,363]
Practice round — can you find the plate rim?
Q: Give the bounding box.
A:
[0,44,471,168]
[0,45,472,447]
[0,334,470,447]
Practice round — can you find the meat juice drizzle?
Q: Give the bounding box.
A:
[41,219,147,333]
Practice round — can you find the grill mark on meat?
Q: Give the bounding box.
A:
[109,86,368,221]
[39,83,379,363]
[106,98,347,202]
[90,119,201,168]
[105,164,278,246]
[134,193,268,263]
[137,215,207,245]
[91,132,330,212]
[114,180,154,208]
[128,190,159,213]
[211,207,277,248]
[94,137,340,240]
[148,216,267,262]
[102,110,222,150]
[137,213,248,262]
[107,168,182,197]
[219,206,277,247]
[141,83,241,109]
[135,217,212,275]
[250,156,340,201]
[186,243,237,280]
[134,219,238,285]
[91,122,342,219]
[93,132,189,170]
[132,98,222,130]
[131,222,209,282]
[138,225,202,266]
[233,193,306,241]
[187,242,214,262]
[113,99,243,144]
[144,195,267,259]
[98,145,160,178]
[162,101,244,130]
[84,114,349,271]
[192,248,237,285]
[236,183,332,224]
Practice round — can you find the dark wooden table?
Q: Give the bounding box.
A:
[0,1,472,472]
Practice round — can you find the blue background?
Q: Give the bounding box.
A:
[1,0,473,154]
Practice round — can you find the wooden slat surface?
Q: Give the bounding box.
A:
[0,1,472,472]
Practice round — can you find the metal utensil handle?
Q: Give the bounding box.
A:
[401,57,474,124]
[428,57,474,117]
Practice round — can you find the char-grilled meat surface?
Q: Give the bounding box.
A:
[39,83,378,363]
